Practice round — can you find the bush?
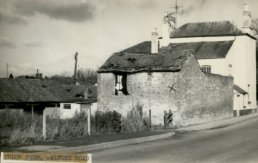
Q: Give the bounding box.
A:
[92,110,122,134]
[121,104,149,132]
[46,111,88,140]
[0,110,43,145]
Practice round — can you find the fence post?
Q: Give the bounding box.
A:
[164,110,167,128]
[87,107,91,136]
[43,108,46,139]
[31,105,34,119]
[149,109,152,128]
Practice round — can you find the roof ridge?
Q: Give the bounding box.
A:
[183,20,232,24]
[171,20,244,38]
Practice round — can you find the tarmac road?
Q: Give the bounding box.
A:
[92,117,258,163]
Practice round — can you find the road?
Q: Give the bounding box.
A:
[92,117,258,163]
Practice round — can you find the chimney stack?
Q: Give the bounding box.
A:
[151,28,159,54]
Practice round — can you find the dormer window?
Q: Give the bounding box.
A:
[115,73,129,95]
[201,65,211,74]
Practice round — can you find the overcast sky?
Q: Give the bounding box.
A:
[0,0,257,77]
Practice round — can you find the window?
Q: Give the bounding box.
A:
[63,104,71,109]
[201,65,211,74]
[115,73,128,95]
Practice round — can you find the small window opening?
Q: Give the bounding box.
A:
[63,104,71,109]
[201,65,211,74]
[115,73,129,95]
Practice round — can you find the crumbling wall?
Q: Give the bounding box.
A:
[97,57,233,126]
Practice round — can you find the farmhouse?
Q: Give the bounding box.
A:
[97,46,233,126]
[97,3,257,126]
[160,3,257,116]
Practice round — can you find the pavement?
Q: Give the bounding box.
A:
[4,113,258,153]
[176,113,258,132]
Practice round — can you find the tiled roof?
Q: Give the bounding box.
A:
[76,98,97,104]
[87,85,97,99]
[166,41,234,59]
[0,79,72,103]
[98,49,193,73]
[171,21,244,38]
[63,84,88,99]
[121,41,151,54]
[63,84,97,102]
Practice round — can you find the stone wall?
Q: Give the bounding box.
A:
[97,56,233,127]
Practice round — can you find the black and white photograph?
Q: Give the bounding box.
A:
[0,0,258,162]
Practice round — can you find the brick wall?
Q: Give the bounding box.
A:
[97,56,233,127]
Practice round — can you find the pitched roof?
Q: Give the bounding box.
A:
[63,84,88,100]
[166,41,234,59]
[121,41,151,54]
[171,21,244,38]
[98,49,193,73]
[0,79,72,103]
[62,84,97,102]
[87,85,97,99]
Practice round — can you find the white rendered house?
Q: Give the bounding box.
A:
[159,4,257,115]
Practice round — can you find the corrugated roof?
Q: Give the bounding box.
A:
[171,21,244,38]
[166,41,234,59]
[0,79,72,103]
[98,49,192,73]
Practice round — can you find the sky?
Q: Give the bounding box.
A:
[0,0,257,78]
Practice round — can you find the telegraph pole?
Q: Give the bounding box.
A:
[74,52,78,84]
[171,0,182,29]
[6,63,8,78]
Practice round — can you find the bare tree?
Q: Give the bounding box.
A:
[77,68,97,84]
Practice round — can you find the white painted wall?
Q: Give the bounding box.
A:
[226,36,257,110]
[198,59,227,76]
[167,35,257,111]
[59,103,81,119]
[45,102,97,119]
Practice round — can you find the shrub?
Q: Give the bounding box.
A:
[92,110,122,134]
[46,112,88,140]
[121,104,149,132]
[0,110,43,145]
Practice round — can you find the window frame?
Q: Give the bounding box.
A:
[63,103,71,109]
[114,73,129,95]
[201,65,211,74]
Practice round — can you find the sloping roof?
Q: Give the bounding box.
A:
[63,84,88,100]
[121,41,151,54]
[87,85,97,99]
[98,49,193,73]
[0,79,72,103]
[171,21,244,38]
[233,85,247,94]
[166,41,234,59]
[76,98,97,104]
[63,84,97,102]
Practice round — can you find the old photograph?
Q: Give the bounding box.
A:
[0,0,258,162]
